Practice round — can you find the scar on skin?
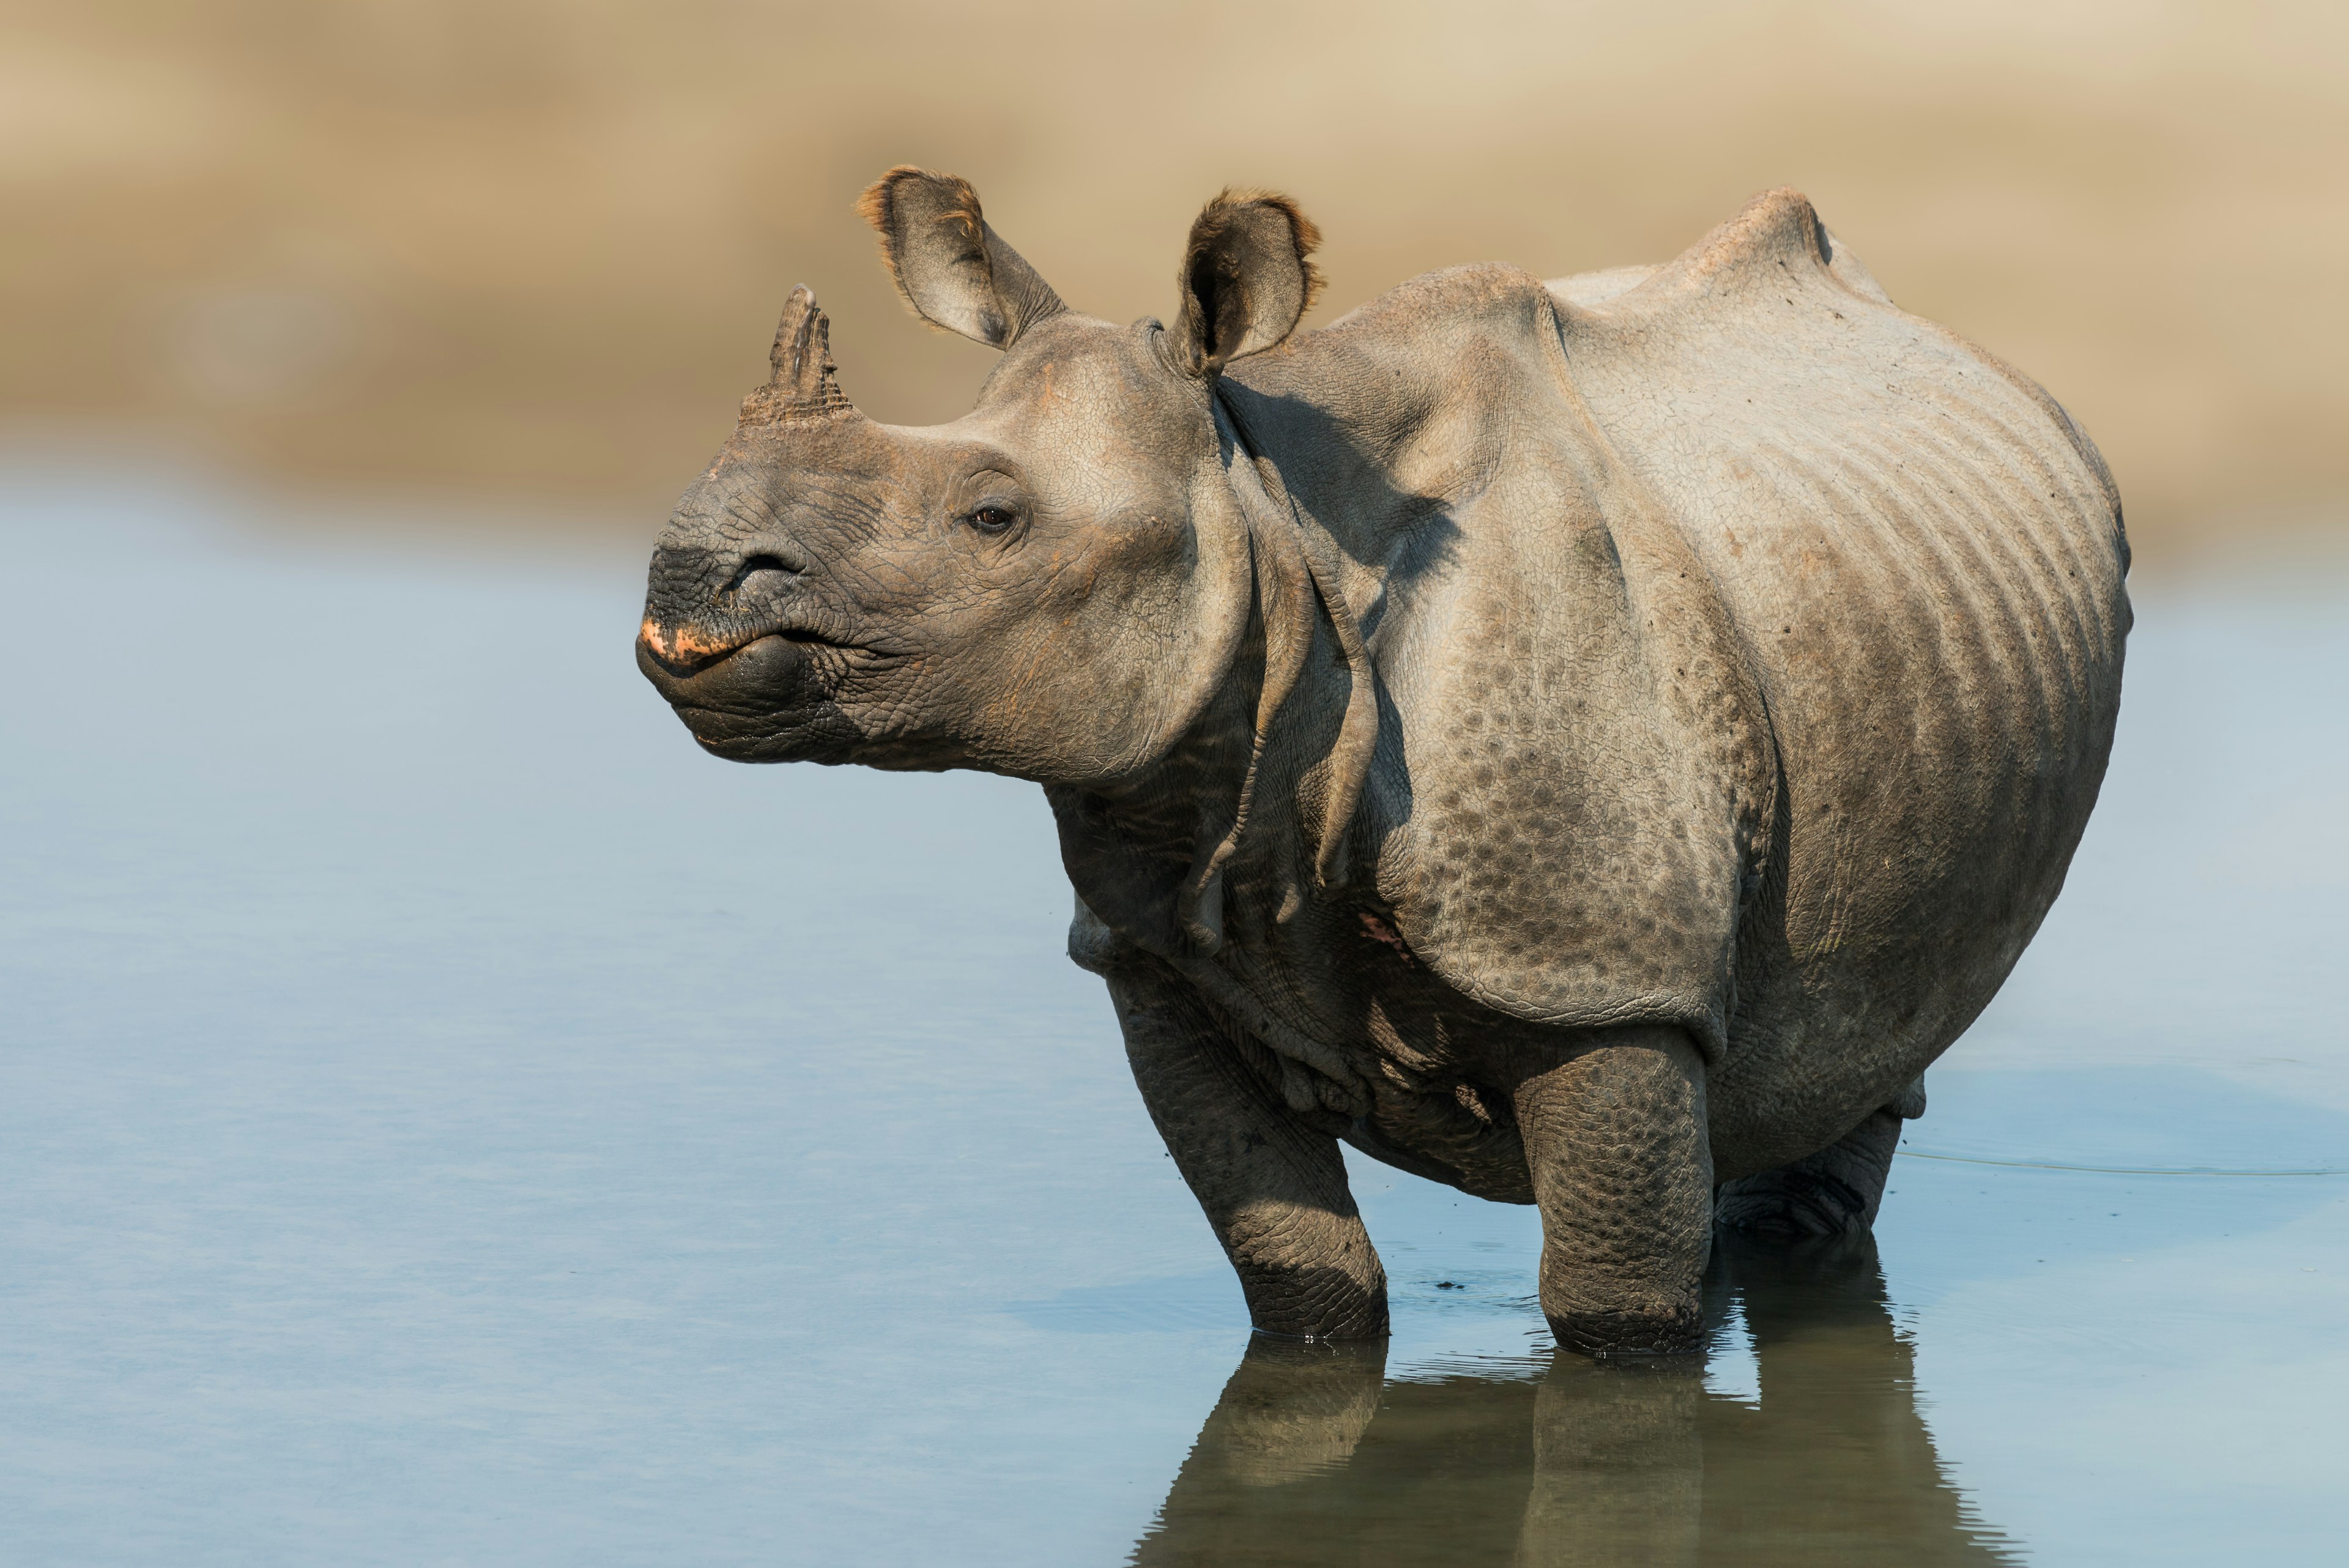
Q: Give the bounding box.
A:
[1360,911,1416,964]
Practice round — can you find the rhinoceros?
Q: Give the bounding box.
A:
[637,168,2129,1354]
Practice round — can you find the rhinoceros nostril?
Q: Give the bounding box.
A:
[723,552,801,595]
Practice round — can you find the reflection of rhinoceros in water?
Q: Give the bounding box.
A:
[1135,1233,2014,1567]
[638,169,2129,1354]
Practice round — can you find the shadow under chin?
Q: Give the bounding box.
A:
[1131,1230,2017,1568]
[675,707,859,764]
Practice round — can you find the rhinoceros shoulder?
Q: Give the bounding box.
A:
[1543,264,1658,310]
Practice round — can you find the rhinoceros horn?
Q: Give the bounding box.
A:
[739,284,859,425]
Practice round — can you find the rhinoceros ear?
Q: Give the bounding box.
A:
[856,166,1067,349]
[1174,189,1323,376]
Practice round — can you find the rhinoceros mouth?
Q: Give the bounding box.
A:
[636,623,850,678]
[634,630,861,762]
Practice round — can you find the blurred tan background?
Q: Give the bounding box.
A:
[6,0,2343,565]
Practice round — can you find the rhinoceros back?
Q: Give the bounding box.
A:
[1553,189,2129,1164]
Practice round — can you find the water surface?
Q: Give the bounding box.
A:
[2,466,2343,1564]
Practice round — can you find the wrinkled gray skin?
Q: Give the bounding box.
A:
[637,169,2129,1355]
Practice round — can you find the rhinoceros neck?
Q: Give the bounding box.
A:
[1217,263,1548,576]
[1042,502,1357,974]
[1042,666,1260,951]
[1208,264,1559,894]
[1056,279,1564,1001]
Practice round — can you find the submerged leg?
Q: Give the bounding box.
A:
[1713,1084,1917,1239]
[1107,964,1388,1339]
[1512,1027,1713,1356]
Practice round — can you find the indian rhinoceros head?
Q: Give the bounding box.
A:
[637,167,1323,785]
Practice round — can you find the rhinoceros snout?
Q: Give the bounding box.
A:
[640,515,842,685]
[643,533,806,642]
[635,624,806,697]
[634,627,844,760]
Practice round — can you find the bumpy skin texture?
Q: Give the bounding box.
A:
[1110,958,1389,1339]
[1512,1031,1714,1355]
[637,174,2130,1356]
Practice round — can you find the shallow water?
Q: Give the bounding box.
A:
[2,465,2344,1566]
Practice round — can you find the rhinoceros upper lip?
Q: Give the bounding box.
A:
[636,622,853,678]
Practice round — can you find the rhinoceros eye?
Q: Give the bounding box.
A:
[965,502,1019,536]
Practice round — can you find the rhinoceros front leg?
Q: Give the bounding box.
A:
[1512,1028,1713,1356]
[1106,965,1389,1339]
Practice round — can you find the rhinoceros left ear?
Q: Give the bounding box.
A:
[1174,189,1324,376]
[857,166,1067,349]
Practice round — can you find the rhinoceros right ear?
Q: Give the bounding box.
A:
[1174,189,1324,376]
[856,166,1066,349]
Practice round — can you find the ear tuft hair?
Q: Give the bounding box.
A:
[1192,188,1325,314]
[854,166,1066,349]
[1176,188,1324,374]
[856,166,982,334]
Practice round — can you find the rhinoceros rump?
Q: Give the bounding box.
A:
[637,169,2128,1354]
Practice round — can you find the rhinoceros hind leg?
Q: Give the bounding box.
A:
[1107,965,1389,1340]
[1513,1028,1714,1357]
[1714,1101,1910,1239]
